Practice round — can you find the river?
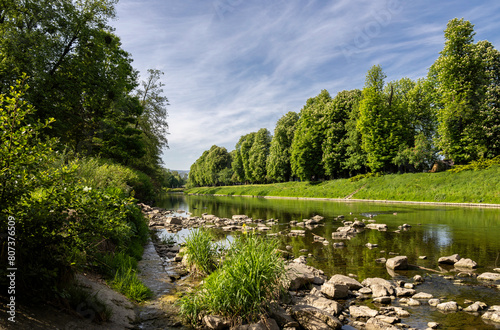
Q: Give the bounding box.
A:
[156,193,500,329]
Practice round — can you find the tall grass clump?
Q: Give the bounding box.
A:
[183,228,221,275]
[179,234,286,326]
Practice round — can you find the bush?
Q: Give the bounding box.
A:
[179,234,286,325]
[183,228,222,276]
[448,156,500,173]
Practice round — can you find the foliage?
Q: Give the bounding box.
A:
[110,253,152,302]
[179,234,286,325]
[248,128,271,183]
[430,18,500,163]
[448,156,500,173]
[183,228,222,276]
[188,145,232,187]
[267,111,299,182]
[290,90,331,181]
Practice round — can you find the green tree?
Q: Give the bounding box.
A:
[248,128,271,183]
[267,112,299,182]
[357,65,408,172]
[430,18,500,163]
[322,89,362,178]
[291,90,332,181]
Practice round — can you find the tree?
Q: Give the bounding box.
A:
[267,112,299,182]
[357,65,409,172]
[322,89,362,179]
[188,146,231,187]
[291,90,331,181]
[430,18,500,163]
[248,128,271,183]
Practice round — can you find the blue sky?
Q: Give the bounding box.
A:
[112,0,500,171]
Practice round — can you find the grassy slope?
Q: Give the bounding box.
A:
[186,166,500,204]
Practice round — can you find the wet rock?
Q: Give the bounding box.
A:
[232,215,248,220]
[365,317,399,330]
[327,274,363,290]
[289,230,306,237]
[321,282,349,299]
[375,258,387,263]
[413,275,424,283]
[427,322,439,329]
[290,305,342,330]
[203,315,231,329]
[463,301,487,312]
[393,307,411,317]
[366,243,378,248]
[286,262,326,290]
[438,254,461,264]
[300,294,342,316]
[412,292,433,299]
[454,258,477,269]
[349,305,379,318]
[428,298,441,306]
[436,301,459,312]
[386,256,408,270]
[477,272,500,281]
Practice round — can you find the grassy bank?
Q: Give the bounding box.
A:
[186,166,500,204]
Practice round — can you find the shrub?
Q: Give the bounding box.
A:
[179,234,286,325]
[183,228,222,276]
[448,156,500,173]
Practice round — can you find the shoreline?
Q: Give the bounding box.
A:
[187,193,500,208]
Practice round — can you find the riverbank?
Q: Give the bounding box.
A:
[185,166,500,205]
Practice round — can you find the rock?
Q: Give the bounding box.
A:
[413,275,424,283]
[438,254,461,264]
[300,294,342,316]
[482,310,500,323]
[412,292,433,299]
[375,315,399,324]
[436,301,459,312]
[286,262,326,290]
[427,322,439,329]
[428,298,441,306]
[236,318,280,330]
[463,301,487,312]
[386,256,408,270]
[327,274,363,290]
[365,317,399,330]
[373,296,392,304]
[371,284,390,298]
[419,256,427,259]
[404,283,414,289]
[362,278,395,296]
[290,305,342,330]
[366,223,388,230]
[349,305,379,318]
[203,315,231,329]
[286,245,293,251]
[400,298,421,306]
[320,282,349,299]
[393,307,411,317]
[269,303,299,328]
[202,214,217,221]
[395,287,416,297]
[375,258,387,263]
[366,243,378,248]
[477,272,500,281]
[494,268,500,273]
[359,287,373,294]
[454,258,477,269]
[165,216,182,225]
[232,215,248,220]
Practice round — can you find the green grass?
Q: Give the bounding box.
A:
[179,234,286,326]
[185,166,500,204]
[183,228,222,276]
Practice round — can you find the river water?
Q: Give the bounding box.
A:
[156,193,500,329]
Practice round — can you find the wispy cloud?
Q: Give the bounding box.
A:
[113,0,500,170]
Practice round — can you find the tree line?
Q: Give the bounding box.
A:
[188,18,500,187]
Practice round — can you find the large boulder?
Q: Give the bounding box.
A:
[454,258,478,269]
[285,262,326,290]
[438,254,461,264]
[290,305,342,330]
[386,256,408,270]
[327,274,363,290]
